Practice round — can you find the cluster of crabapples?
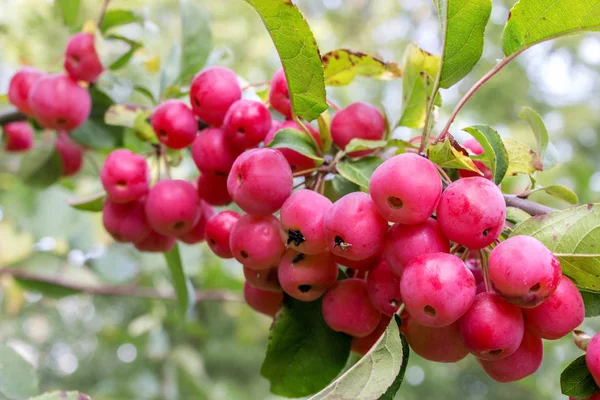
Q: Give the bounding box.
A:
[2,32,103,176]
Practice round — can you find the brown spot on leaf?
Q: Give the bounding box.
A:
[588,203,594,210]
[508,11,512,20]
[448,134,470,157]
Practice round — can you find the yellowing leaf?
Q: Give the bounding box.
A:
[504,137,542,176]
[428,135,480,173]
[322,49,402,86]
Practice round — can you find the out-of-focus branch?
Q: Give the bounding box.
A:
[504,195,555,216]
[0,107,27,126]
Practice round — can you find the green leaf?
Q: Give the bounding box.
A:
[56,0,80,27]
[322,49,402,86]
[164,244,193,318]
[344,139,388,155]
[267,128,324,164]
[503,137,543,176]
[245,0,327,121]
[106,35,142,70]
[502,0,600,57]
[104,104,143,128]
[336,157,384,189]
[324,175,361,203]
[427,135,480,173]
[31,392,91,400]
[435,0,492,88]
[67,192,106,212]
[462,125,509,184]
[518,107,559,170]
[100,9,142,33]
[386,139,419,154]
[71,87,124,149]
[159,44,182,96]
[179,0,212,84]
[529,185,579,204]
[15,278,80,298]
[309,317,409,400]
[261,296,352,397]
[581,290,600,318]
[17,144,63,189]
[511,204,600,293]
[398,43,441,128]
[0,344,39,399]
[561,355,599,399]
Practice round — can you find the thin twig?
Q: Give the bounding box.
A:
[327,99,341,112]
[504,195,554,216]
[419,80,440,154]
[479,250,492,293]
[0,107,27,126]
[241,81,270,90]
[97,0,111,28]
[435,164,452,185]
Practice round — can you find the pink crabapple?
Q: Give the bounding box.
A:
[229,214,285,270]
[64,32,103,83]
[151,100,198,149]
[144,180,201,236]
[278,250,339,302]
[330,102,386,157]
[8,67,45,115]
[189,66,241,126]
[2,121,34,152]
[205,211,241,259]
[100,149,150,204]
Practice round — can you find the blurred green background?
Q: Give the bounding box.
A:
[1,0,599,399]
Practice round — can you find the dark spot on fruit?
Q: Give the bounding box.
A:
[209,238,216,245]
[334,235,352,251]
[237,173,243,186]
[173,221,185,230]
[424,305,436,316]
[482,228,490,237]
[298,284,311,293]
[237,127,245,135]
[240,250,249,259]
[292,253,305,264]
[489,349,503,356]
[56,117,67,126]
[116,179,127,189]
[387,196,403,209]
[193,98,200,107]
[69,54,80,67]
[215,171,228,177]
[159,129,168,138]
[113,232,122,240]
[288,230,306,246]
[389,299,399,308]
[529,282,541,293]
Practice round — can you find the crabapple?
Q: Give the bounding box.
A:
[333,254,380,272]
[268,69,292,118]
[404,317,469,363]
[384,218,449,276]
[55,132,83,177]
[3,121,34,152]
[489,235,561,308]
[436,177,506,249]
[28,73,91,130]
[8,67,44,115]
[189,66,241,126]
[570,395,600,400]
[369,154,442,224]
[459,292,524,360]
[324,192,388,261]
[244,266,281,292]
[102,199,151,243]
[264,120,321,174]
[229,214,285,270]
[151,100,197,149]
[191,127,239,174]
[352,316,392,356]
[588,334,600,386]
[330,102,386,157]
[464,250,484,285]
[64,32,103,83]
[367,260,402,316]
[196,172,231,206]
[134,230,176,253]
[178,201,214,244]
[522,276,584,339]
[478,331,543,382]
[459,139,493,180]
[280,189,332,254]
[244,282,283,317]
[278,250,338,302]
[400,253,475,327]
[227,148,293,216]
[144,180,201,236]
[205,211,240,258]
[322,278,382,337]
[223,99,272,150]
[100,149,150,203]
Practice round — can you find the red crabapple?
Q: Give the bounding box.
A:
[588,333,600,386]
[134,230,176,253]
[571,395,600,400]
[144,180,201,236]
[229,214,285,270]
[178,201,214,244]
[488,235,561,308]
[384,218,449,276]
[369,154,442,224]
[280,189,332,254]
[244,266,281,292]
[367,260,402,316]
[151,100,197,149]
[459,292,524,360]
[522,276,584,339]
[28,73,91,131]
[205,211,241,258]
[278,250,338,302]
[3,121,34,152]
[55,132,83,177]
[465,250,484,285]
[459,138,493,180]
[478,331,543,382]
[436,177,506,249]
[404,316,469,363]
[227,148,293,216]
[330,102,386,157]
[196,172,231,206]
[244,282,283,317]
[352,316,392,356]
[324,192,388,261]
[102,199,151,243]
[64,33,103,83]
[223,99,272,151]
[264,120,321,174]
[269,69,292,119]
[100,149,150,203]
[189,66,241,126]
[333,254,380,272]
[191,127,239,174]
[322,278,382,337]
[400,253,475,327]
[8,67,44,115]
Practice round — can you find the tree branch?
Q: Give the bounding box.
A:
[97,0,111,28]
[0,267,243,303]
[0,107,27,126]
[504,195,555,216]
